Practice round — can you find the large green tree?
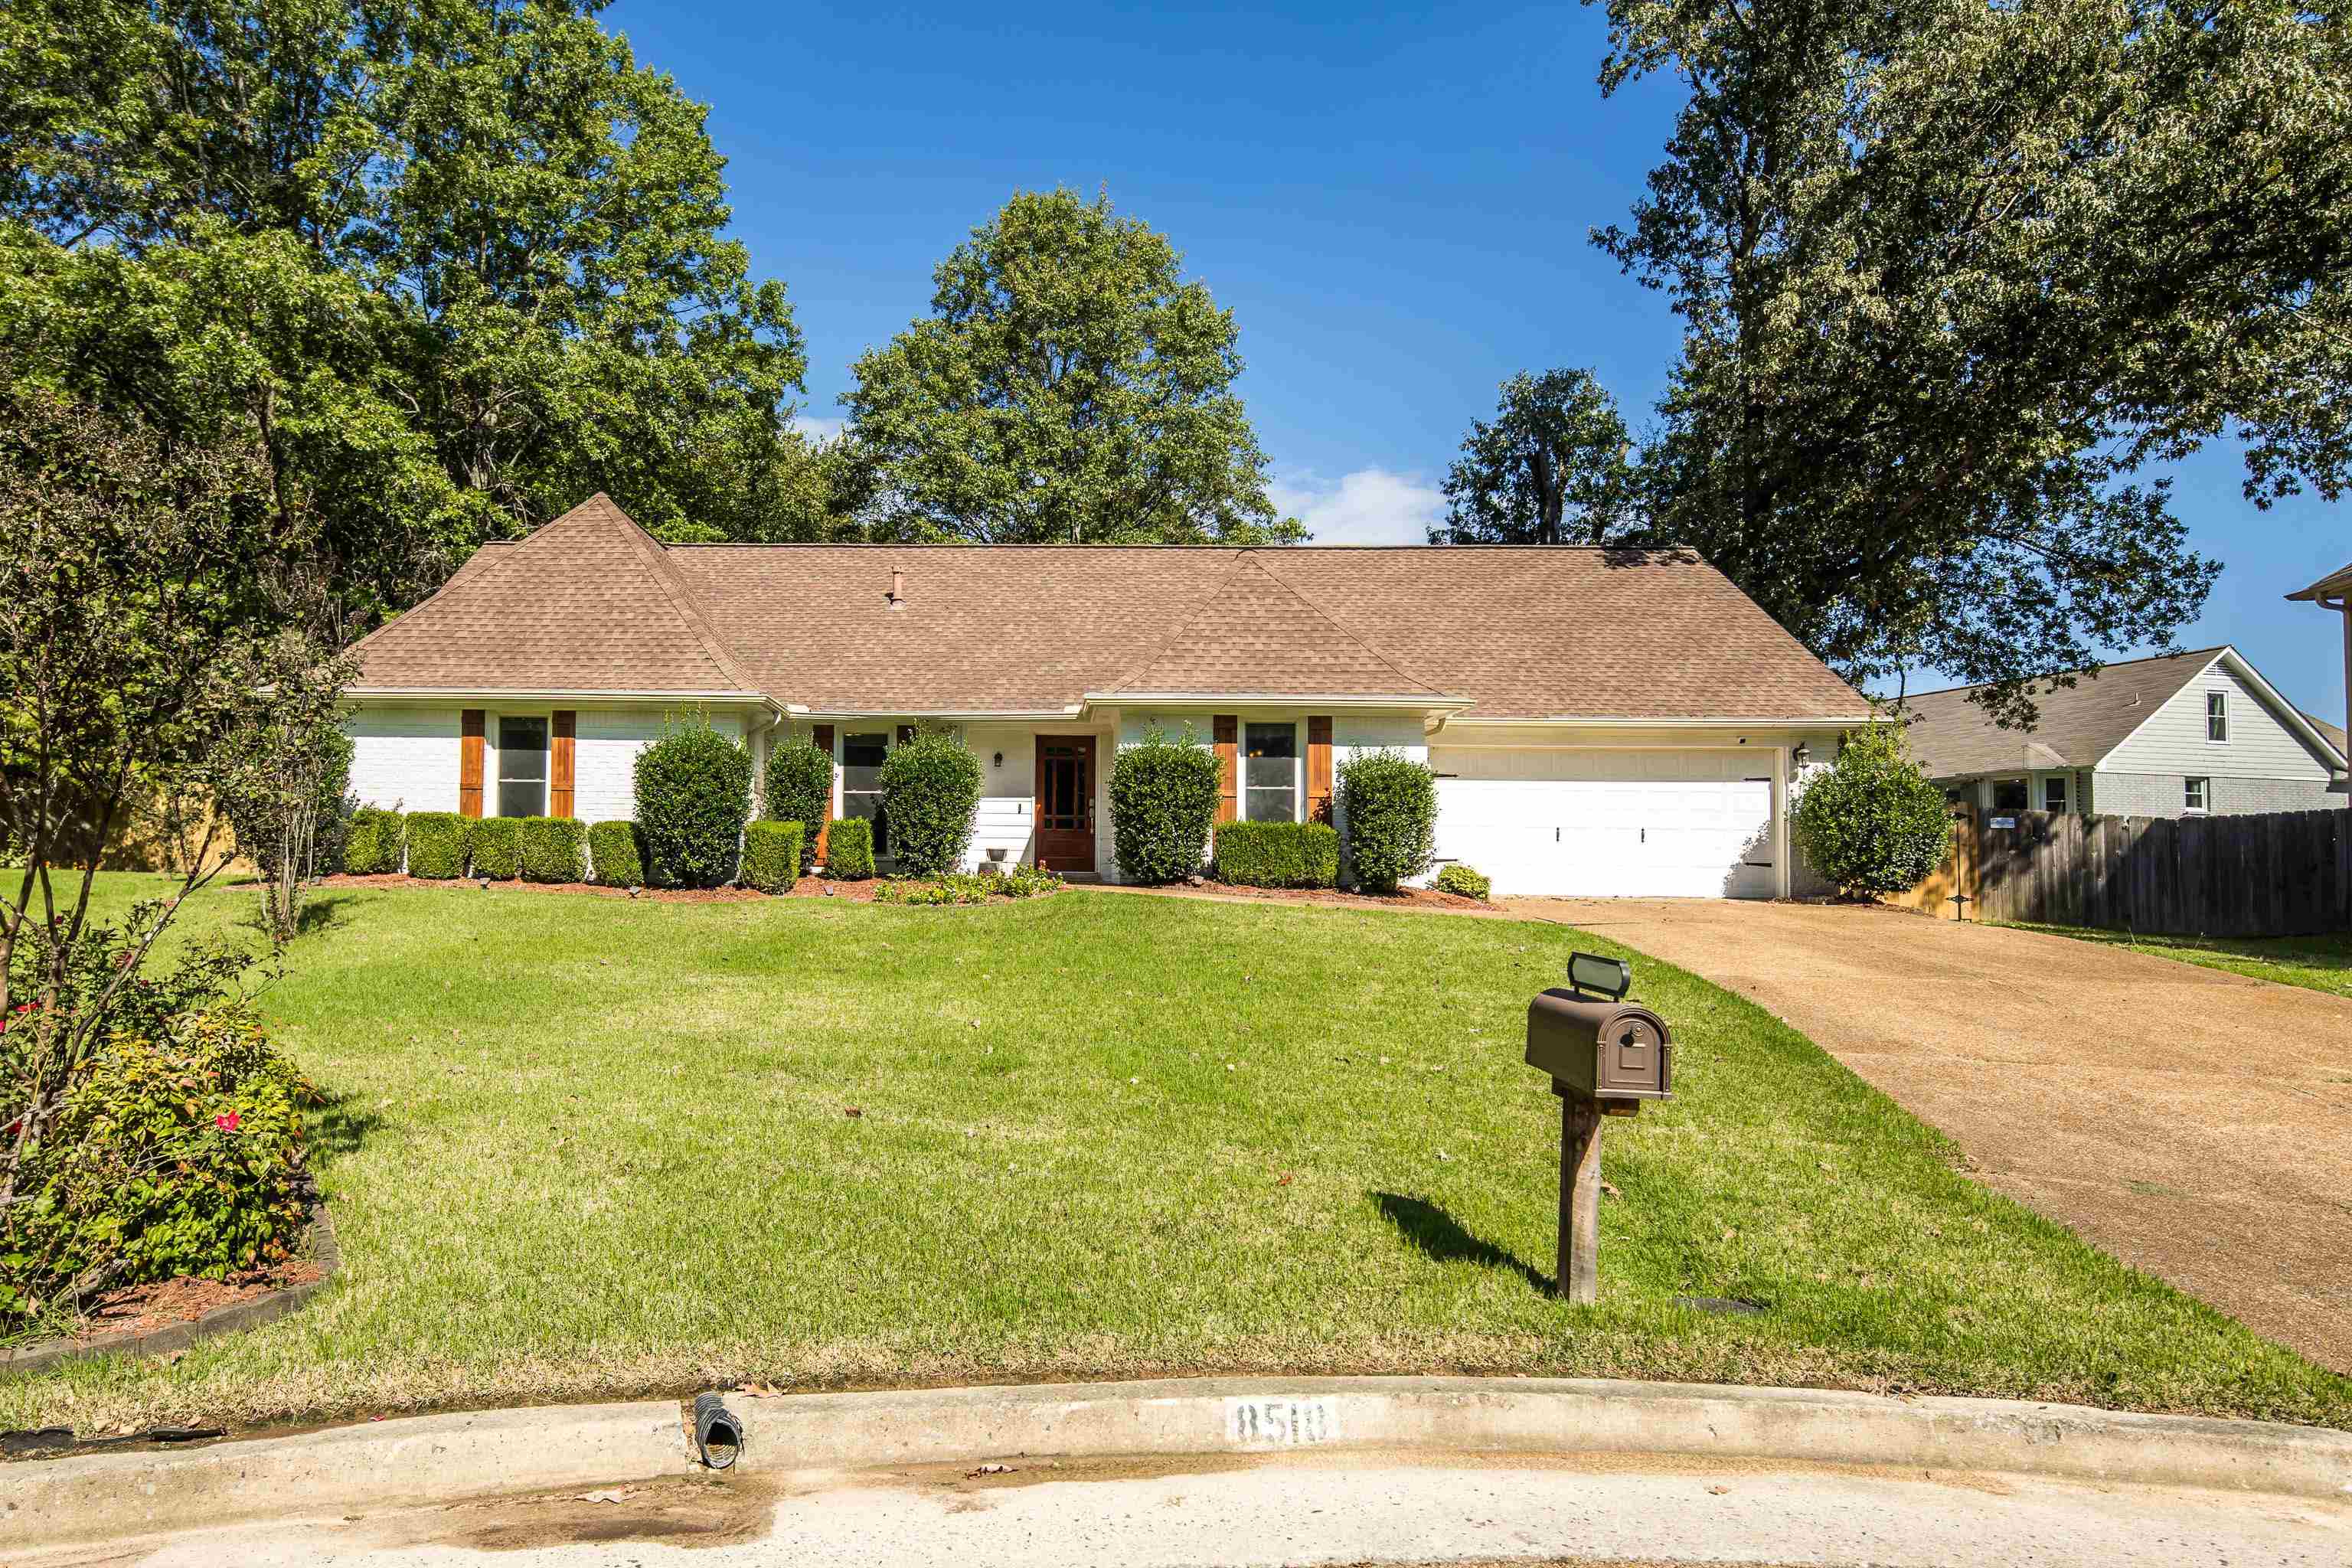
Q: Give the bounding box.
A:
[0,0,816,617]
[1432,368,1635,545]
[1592,0,2352,723]
[842,188,1300,544]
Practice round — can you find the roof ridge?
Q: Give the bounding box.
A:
[1100,554,1252,694]
[1238,551,1451,697]
[586,495,769,695]
[1897,645,2228,702]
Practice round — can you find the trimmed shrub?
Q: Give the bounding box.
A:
[344,807,405,876]
[6,1007,312,1311]
[877,732,982,877]
[1109,727,1220,884]
[632,713,753,888]
[743,820,805,893]
[1213,820,1339,888]
[588,820,645,887]
[1338,750,1436,893]
[1435,864,1492,901]
[825,817,875,880]
[1790,723,1952,895]
[764,738,835,874]
[468,816,521,880]
[405,812,469,878]
[519,816,586,883]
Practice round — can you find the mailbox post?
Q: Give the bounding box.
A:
[1524,952,1672,1304]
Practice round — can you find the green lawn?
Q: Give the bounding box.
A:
[7,875,2347,1434]
[2007,923,2352,1001]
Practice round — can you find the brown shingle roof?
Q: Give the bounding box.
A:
[350,495,763,694]
[351,496,1871,721]
[1893,648,2226,777]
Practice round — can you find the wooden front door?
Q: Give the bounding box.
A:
[1034,736,1097,871]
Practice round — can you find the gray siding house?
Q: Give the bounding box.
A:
[1897,646,2347,819]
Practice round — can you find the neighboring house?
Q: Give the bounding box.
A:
[341,494,1872,897]
[1896,646,2349,819]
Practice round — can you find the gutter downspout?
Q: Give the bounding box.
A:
[2332,593,2351,803]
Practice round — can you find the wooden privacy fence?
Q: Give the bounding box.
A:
[1891,804,2351,938]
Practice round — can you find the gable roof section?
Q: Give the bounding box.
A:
[1103,554,1449,697]
[1896,648,2223,776]
[1898,646,2348,777]
[350,495,765,697]
[351,497,1873,722]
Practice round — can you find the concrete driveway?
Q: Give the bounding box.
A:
[1511,898,2352,1375]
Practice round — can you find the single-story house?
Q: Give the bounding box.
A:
[341,494,1873,897]
[1896,645,2349,819]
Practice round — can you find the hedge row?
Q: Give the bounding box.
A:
[1212,820,1338,889]
[338,812,619,884]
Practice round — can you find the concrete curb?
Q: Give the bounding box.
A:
[6,1375,2349,1548]
[0,1202,341,1381]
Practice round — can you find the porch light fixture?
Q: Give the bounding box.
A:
[1792,743,1810,767]
[993,751,1004,769]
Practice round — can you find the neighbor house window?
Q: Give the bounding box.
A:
[2207,691,2228,743]
[496,716,548,817]
[2042,774,2068,814]
[842,732,889,855]
[1990,778,2029,812]
[1243,721,1298,822]
[2184,776,2210,813]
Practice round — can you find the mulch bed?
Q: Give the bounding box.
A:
[1101,880,1495,915]
[67,1259,325,1346]
[319,872,1494,914]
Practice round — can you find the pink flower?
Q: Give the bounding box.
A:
[214,1111,242,1132]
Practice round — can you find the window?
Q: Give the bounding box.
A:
[1243,721,1298,822]
[1990,777,2029,812]
[2184,776,2210,814]
[2207,691,2229,743]
[496,716,547,817]
[2042,774,2068,814]
[841,732,889,855]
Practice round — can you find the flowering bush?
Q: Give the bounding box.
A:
[2,1005,314,1322]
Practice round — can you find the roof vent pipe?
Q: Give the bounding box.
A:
[887,568,905,610]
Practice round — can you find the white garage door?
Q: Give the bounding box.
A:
[1431,747,1778,899]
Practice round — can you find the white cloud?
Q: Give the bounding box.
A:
[791,413,847,445]
[1269,467,1445,546]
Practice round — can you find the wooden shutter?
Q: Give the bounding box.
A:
[1214,715,1238,823]
[550,710,577,818]
[459,710,485,818]
[812,724,835,861]
[1307,716,1334,824]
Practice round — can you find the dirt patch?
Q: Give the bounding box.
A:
[1517,897,2352,1374]
[395,1474,776,1553]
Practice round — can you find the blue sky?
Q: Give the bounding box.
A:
[610,2,2350,720]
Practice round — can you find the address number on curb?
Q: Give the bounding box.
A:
[1224,1395,1338,1448]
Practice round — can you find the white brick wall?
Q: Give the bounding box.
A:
[346,702,751,826]
[346,707,462,815]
